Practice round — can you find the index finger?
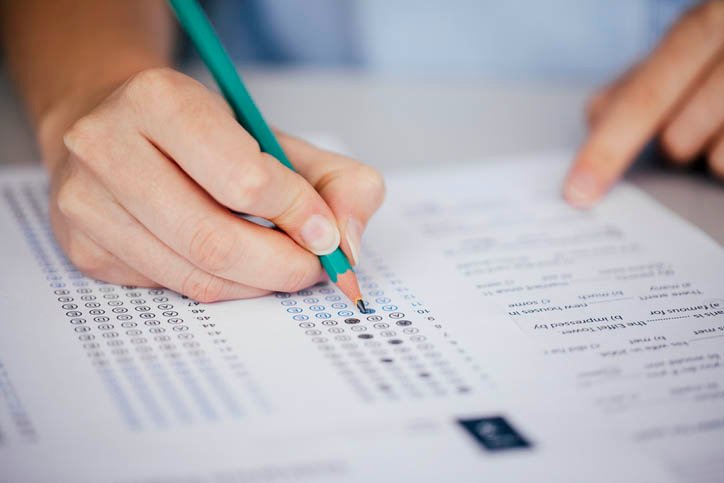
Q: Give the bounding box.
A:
[565,1,724,206]
[125,68,342,256]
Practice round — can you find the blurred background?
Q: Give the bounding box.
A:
[196,0,692,83]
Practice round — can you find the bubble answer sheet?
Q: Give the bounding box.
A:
[0,153,722,483]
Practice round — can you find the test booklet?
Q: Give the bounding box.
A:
[0,152,722,482]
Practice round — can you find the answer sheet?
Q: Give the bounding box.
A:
[0,153,722,482]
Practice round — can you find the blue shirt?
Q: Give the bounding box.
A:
[199,0,695,82]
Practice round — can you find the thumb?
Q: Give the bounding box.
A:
[279,132,386,266]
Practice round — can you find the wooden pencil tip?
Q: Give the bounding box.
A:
[334,270,364,310]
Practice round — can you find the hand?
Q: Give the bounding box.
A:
[564,0,724,207]
[48,68,385,301]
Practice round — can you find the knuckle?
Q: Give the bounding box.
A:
[354,165,386,207]
[55,176,87,221]
[125,68,208,122]
[226,158,270,208]
[187,220,240,272]
[180,269,227,303]
[63,116,106,162]
[126,67,182,100]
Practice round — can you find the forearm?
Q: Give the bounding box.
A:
[1,0,176,168]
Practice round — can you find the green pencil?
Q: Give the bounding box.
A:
[167,0,367,312]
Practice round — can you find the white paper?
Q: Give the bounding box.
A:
[0,152,721,482]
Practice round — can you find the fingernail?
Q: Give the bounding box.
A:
[564,170,602,208]
[345,218,363,266]
[300,214,340,255]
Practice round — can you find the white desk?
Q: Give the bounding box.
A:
[1,67,721,243]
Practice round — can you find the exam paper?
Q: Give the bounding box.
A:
[0,153,721,482]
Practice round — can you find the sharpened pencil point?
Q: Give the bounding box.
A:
[356,299,370,314]
[334,270,364,308]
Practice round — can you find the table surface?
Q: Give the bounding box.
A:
[1,67,722,244]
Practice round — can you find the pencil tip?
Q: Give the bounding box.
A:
[334,270,365,310]
[356,299,370,314]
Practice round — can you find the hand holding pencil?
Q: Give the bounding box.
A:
[25,0,384,304]
[52,68,384,303]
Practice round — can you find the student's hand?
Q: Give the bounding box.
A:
[564,0,724,207]
[48,68,385,301]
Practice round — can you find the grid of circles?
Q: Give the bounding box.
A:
[7,183,269,430]
[363,250,491,390]
[277,273,475,402]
